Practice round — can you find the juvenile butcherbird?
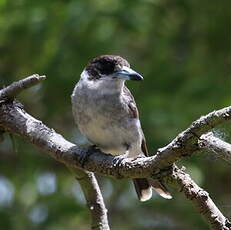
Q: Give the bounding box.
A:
[71,55,172,201]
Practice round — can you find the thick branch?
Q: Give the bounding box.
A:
[0,101,190,179]
[2,100,231,180]
[199,132,231,164]
[167,167,231,230]
[0,75,109,230]
[1,76,231,178]
[1,75,231,230]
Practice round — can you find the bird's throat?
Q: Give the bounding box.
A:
[94,79,125,96]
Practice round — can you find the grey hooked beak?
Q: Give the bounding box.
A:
[115,66,143,81]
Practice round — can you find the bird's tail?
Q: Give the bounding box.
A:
[133,178,172,201]
[133,178,152,202]
[149,178,172,199]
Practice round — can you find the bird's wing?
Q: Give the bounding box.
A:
[123,86,149,156]
[123,87,172,199]
[141,137,149,157]
[123,86,139,119]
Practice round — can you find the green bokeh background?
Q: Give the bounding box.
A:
[0,0,231,229]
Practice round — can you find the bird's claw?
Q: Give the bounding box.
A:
[131,155,144,161]
[112,155,126,167]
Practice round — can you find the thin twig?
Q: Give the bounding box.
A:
[199,132,231,164]
[0,74,46,100]
[154,106,231,169]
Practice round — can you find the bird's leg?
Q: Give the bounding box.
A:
[79,145,100,167]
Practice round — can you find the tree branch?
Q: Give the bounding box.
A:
[1,99,231,180]
[0,75,110,230]
[70,168,109,230]
[0,99,173,179]
[0,74,46,100]
[1,75,231,229]
[167,167,231,230]
[154,106,231,169]
[199,132,231,164]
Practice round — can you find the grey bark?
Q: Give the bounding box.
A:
[71,168,109,230]
[167,166,231,230]
[0,75,231,230]
[199,132,231,164]
[0,75,110,230]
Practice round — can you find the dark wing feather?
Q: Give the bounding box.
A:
[141,138,149,157]
[123,87,172,199]
[123,86,139,119]
[141,129,172,199]
[123,86,149,156]
[140,122,172,199]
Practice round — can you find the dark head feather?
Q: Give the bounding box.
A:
[85,55,130,80]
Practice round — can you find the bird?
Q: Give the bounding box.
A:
[71,55,172,201]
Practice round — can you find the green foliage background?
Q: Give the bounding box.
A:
[0,0,231,229]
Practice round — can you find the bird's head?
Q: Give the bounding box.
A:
[84,55,143,82]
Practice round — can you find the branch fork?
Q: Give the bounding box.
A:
[0,75,231,230]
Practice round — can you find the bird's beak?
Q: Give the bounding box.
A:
[115,66,143,81]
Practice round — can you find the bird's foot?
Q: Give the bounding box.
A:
[112,154,126,167]
[131,154,145,161]
[79,145,99,168]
